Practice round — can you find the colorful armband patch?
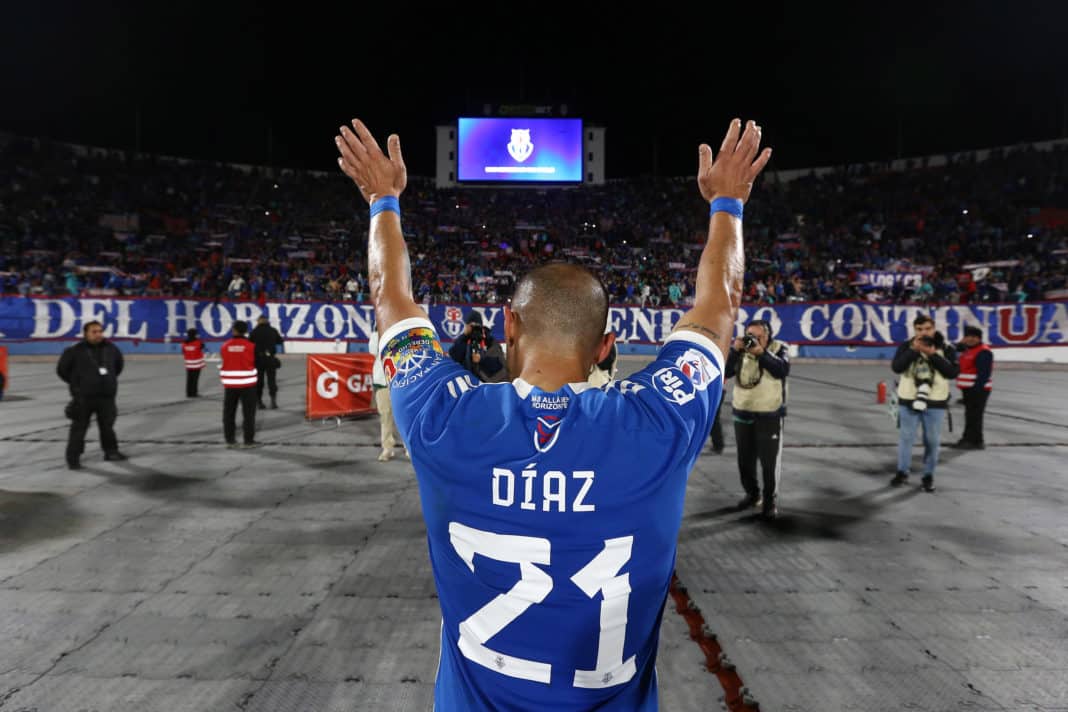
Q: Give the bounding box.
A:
[381,326,445,387]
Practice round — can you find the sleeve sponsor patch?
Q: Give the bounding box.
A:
[675,348,720,391]
[652,366,696,406]
[382,327,445,387]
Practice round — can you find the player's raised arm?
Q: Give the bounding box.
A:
[673,119,772,357]
[335,119,425,336]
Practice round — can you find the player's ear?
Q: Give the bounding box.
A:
[596,332,615,363]
[504,306,518,346]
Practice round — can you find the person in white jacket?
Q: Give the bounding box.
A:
[367,329,406,461]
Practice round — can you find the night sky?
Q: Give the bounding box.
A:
[2,2,1066,178]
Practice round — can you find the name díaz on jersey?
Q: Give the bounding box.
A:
[491,467,596,513]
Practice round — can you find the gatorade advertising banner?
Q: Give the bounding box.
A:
[305,354,375,418]
[2,297,1066,347]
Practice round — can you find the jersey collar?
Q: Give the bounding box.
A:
[512,378,592,400]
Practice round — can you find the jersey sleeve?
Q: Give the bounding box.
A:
[612,329,725,457]
[378,317,468,445]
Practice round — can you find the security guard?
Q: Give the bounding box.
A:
[181,327,207,397]
[250,316,284,409]
[57,320,127,469]
[952,325,992,450]
[219,321,259,448]
[727,318,789,519]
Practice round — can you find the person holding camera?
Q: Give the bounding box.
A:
[250,316,284,409]
[57,320,127,469]
[726,318,790,519]
[448,311,508,383]
[890,314,959,491]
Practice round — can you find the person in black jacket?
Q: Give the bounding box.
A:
[448,311,508,383]
[725,319,790,519]
[250,316,284,408]
[889,314,960,492]
[57,321,127,469]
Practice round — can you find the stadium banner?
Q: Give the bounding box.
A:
[855,271,925,289]
[305,353,375,419]
[1,297,1066,347]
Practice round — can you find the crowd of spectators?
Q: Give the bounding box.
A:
[2,133,1065,307]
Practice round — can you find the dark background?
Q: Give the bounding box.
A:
[2,2,1066,178]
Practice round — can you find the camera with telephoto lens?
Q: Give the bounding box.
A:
[912,381,933,411]
[742,333,758,351]
[468,325,489,353]
[917,335,936,347]
[911,357,935,412]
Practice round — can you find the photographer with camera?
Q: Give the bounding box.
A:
[890,314,959,491]
[448,311,508,383]
[726,318,790,520]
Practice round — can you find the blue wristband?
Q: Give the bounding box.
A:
[710,197,744,219]
[370,195,400,219]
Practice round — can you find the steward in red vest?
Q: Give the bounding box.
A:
[219,321,259,448]
[951,326,993,450]
[181,328,207,398]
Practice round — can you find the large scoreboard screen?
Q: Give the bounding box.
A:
[457,117,583,183]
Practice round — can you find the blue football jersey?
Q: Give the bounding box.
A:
[380,317,723,711]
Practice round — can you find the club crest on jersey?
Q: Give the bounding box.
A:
[675,348,720,391]
[507,128,534,163]
[652,366,696,406]
[533,415,562,453]
[441,307,465,339]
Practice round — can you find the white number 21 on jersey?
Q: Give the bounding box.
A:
[448,521,636,688]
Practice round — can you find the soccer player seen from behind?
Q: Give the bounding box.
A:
[335,117,770,711]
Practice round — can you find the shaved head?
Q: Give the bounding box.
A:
[511,263,608,353]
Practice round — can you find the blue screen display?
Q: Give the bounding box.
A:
[457,117,583,183]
